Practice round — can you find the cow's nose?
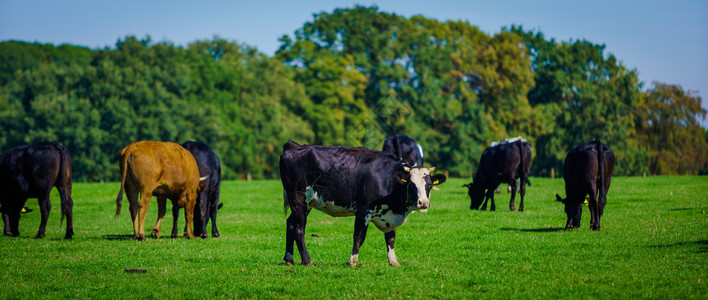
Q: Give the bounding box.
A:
[417,200,430,210]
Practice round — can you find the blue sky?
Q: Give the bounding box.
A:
[2,0,707,126]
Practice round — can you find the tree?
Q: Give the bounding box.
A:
[635,83,708,174]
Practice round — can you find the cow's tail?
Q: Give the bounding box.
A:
[115,147,129,218]
[58,145,72,225]
[596,141,605,205]
[517,140,530,187]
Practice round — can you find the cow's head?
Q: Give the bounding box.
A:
[395,166,446,210]
[464,182,485,210]
[556,194,581,229]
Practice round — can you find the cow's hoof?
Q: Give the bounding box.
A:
[509,206,516,212]
[389,261,401,267]
[183,233,195,239]
[34,233,45,239]
[5,231,13,236]
[200,233,208,239]
[64,234,73,239]
[519,207,524,212]
[171,234,178,238]
[135,235,146,241]
[346,261,357,267]
[591,225,601,231]
[150,229,160,238]
[212,232,220,238]
[302,261,314,266]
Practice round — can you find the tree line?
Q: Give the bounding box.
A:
[1,6,706,181]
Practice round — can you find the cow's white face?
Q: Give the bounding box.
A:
[409,168,432,209]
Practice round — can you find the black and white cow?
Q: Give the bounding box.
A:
[181,141,222,238]
[279,141,446,267]
[382,135,424,166]
[555,141,614,231]
[465,137,532,211]
[0,142,74,239]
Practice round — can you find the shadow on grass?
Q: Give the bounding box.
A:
[101,234,134,240]
[648,239,708,253]
[500,227,564,233]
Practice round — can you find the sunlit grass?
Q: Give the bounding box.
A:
[1,176,706,298]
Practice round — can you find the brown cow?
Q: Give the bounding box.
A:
[115,141,204,240]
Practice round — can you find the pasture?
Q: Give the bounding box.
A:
[1,176,706,298]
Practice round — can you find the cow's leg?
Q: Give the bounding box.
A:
[35,193,52,239]
[481,189,490,211]
[284,212,297,265]
[150,197,167,238]
[347,212,370,267]
[171,201,180,238]
[508,179,517,212]
[8,210,21,237]
[136,192,152,241]
[196,190,209,239]
[286,207,311,266]
[572,198,583,229]
[209,196,220,238]
[519,178,526,212]
[125,184,140,237]
[489,189,496,211]
[181,193,196,239]
[384,230,400,267]
[2,209,10,236]
[588,188,600,231]
[3,200,22,236]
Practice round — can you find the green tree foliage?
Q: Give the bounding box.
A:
[509,26,646,176]
[0,38,312,181]
[1,7,705,180]
[635,83,708,174]
[277,6,537,176]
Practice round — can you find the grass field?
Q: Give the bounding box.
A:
[1,176,706,298]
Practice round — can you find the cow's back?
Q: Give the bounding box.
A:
[563,141,614,186]
[0,142,64,195]
[281,143,401,204]
[122,141,201,197]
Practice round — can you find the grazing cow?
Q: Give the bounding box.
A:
[382,135,424,166]
[180,141,222,238]
[115,141,205,240]
[555,141,614,231]
[280,142,446,267]
[465,137,532,211]
[0,142,73,239]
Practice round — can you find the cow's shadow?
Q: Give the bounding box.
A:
[101,234,134,240]
[500,227,564,233]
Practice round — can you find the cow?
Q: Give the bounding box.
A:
[179,141,222,238]
[555,141,614,231]
[0,142,74,239]
[115,141,205,240]
[464,137,532,211]
[279,141,446,267]
[382,135,424,166]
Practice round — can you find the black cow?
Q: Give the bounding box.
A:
[555,141,614,231]
[180,141,222,238]
[465,137,532,211]
[0,142,74,239]
[382,135,424,166]
[280,141,446,267]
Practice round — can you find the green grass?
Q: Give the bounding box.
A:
[1,176,706,298]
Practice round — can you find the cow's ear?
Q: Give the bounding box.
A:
[431,174,447,185]
[395,169,411,184]
[555,194,566,203]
